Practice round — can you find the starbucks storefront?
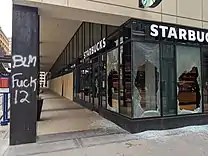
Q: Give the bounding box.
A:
[52,19,208,133]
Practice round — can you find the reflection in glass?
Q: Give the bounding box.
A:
[106,48,119,112]
[91,58,99,111]
[78,67,85,100]
[161,44,177,116]
[176,46,202,114]
[119,43,132,117]
[101,54,107,108]
[202,47,208,113]
[79,64,91,103]
[84,23,90,51]
[133,42,160,118]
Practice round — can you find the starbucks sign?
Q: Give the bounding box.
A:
[139,0,162,8]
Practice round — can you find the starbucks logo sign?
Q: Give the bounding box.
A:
[139,0,162,8]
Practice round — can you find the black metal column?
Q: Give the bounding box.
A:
[10,5,39,145]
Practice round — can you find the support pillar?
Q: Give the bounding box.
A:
[10,5,39,145]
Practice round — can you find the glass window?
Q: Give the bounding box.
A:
[89,61,93,103]
[102,25,107,39]
[101,54,107,108]
[202,47,208,113]
[60,53,64,69]
[132,42,160,118]
[66,45,68,65]
[78,27,83,57]
[161,44,177,116]
[71,39,74,63]
[106,30,120,51]
[84,23,90,51]
[69,41,73,64]
[91,57,100,110]
[76,31,79,58]
[131,21,159,42]
[89,23,93,47]
[74,66,80,98]
[84,63,91,103]
[121,23,131,42]
[74,35,77,59]
[73,69,76,98]
[107,25,118,37]
[79,66,85,100]
[93,24,101,44]
[64,48,67,68]
[176,45,202,114]
[67,45,70,65]
[119,42,132,117]
[106,48,119,112]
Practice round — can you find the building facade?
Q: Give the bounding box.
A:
[39,71,47,88]
[11,0,208,145]
[8,38,12,55]
[0,27,9,55]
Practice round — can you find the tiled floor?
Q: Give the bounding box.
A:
[37,90,126,137]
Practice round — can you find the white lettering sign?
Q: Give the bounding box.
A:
[84,38,106,59]
[12,55,36,68]
[12,73,37,91]
[12,55,37,104]
[150,24,208,43]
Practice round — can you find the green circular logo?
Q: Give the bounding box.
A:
[140,0,162,8]
[142,0,156,7]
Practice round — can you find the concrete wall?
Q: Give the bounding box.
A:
[70,0,208,29]
[62,73,73,100]
[22,0,208,29]
[49,72,73,100]
[49,76,62,96]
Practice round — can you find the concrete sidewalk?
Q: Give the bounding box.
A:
[1,90,208,156]
[0,125,9,156]
[37,90,127,136]
[3,125,208,156]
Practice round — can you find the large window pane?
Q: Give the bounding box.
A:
[176,46,202,114]
[78,27,83,57]
[63,49,67,68]
[106,48,119,112]
[74,35,77,59]
[101,54,107,108]
[161,44,177,116]
[102,25,107,39]
[89,23,93,47]
[69,41,73,63]
[91,57,99,110]
[84,23,90,51]
[119,42,132,117]
[74,66,79,98]
[66,45,69,65]
[93,24,101,44]
[133,42,160,118]
[107,25,118,37]
[84,63,91,103]
[132,20,159,42]
[202,47,208,113]
[71,39,74,62]
[79,66,85,100]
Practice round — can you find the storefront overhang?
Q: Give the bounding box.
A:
[13,0,129,72]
